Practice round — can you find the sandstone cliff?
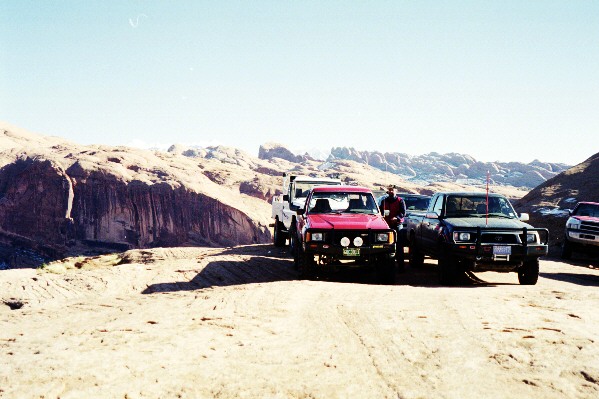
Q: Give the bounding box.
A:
[0,123,270,266]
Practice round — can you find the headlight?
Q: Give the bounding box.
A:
[374,233,395,244]
[566,217,580,230]
[453,232,471,242]
[375,233,389,242]
[526,232,539,243]
[308,232,324,242]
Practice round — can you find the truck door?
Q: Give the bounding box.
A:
[282,182,295,228]
[421,194,444,255]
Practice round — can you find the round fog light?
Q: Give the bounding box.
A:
[353,237,363,247]
[340,237,350,247]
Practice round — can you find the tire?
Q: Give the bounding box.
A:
[298,249,316,279]
[273,219,287,247]
[409,236,424,268]
[288,221,297,255]
[396,246,405,273]
[289,232,299,270]
[518,258,539,285]
[377,257,396,285]
[438,247,458,286]
[561,237,572,260]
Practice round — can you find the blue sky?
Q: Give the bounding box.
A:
[1,1,598,165]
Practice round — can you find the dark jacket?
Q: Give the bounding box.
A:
[380,195,406,228]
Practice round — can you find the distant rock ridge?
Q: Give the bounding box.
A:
[258,142,314,163]
[253,143,569,189]
[328,147,569,189]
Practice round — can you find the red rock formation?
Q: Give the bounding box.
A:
[0,152,270,264]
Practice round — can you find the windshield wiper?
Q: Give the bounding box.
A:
[486,213,513,219]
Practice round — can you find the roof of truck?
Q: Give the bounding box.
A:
[291,176,341,183]
[311,185,371,193]
[436,192,506,197]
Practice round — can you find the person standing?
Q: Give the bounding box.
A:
[380,185,407,269]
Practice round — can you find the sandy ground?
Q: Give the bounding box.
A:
[1,245,599,399]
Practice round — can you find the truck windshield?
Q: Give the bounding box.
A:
[308,192,379,214]
[445,195,517,218]
[573,204,599,217]
[294,182,339,199]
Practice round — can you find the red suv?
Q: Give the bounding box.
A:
[292,186,397,283]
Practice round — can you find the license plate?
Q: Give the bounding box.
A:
[343,248,360,257]
[493,246,511,255]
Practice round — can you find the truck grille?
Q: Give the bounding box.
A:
[580,221,599,235]
[480,233,519,245]
[330,231,372,247]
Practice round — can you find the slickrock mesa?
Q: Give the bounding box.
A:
[329,147,570,189]
[258,142,313,163]
[0,122,270,267]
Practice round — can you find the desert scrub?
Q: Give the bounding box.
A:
[37,253,123,274]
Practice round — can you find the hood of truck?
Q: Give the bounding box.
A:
[307,214,390,230]
[572,215,599,223]
[445,217,533,230]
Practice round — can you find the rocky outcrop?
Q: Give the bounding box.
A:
[65,166,266,250]
[329,147,570,189]
[0,155,269,263]
[258,142,312,163]
[0,125,272,266]
[0,156,74,258]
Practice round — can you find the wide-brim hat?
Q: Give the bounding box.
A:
[386,184,395,191]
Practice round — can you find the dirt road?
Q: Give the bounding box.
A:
[1,245,599,398]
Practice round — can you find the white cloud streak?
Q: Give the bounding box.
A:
[128,14,148,28]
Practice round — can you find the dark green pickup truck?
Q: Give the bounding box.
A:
[406,192,549,285]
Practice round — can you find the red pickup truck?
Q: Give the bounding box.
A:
[292,185,397,283]
[562,201,599,259]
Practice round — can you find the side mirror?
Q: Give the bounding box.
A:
[425,212,439,219]
[519,213,530,222]
[283,194,289,202]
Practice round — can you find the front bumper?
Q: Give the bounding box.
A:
[303,242,396,259]
[447,226,549,272]
[566,229,599,248]
[448,242,547,271]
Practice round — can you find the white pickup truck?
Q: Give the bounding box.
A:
[271,173,342,247]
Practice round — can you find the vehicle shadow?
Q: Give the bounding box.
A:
[141,246,484,293]
[539,272,599,287]
[549,255,599,269]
